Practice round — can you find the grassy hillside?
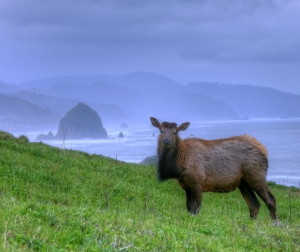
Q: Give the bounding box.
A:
[0,132,299,251]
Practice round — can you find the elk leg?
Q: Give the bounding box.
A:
[185,187,202,215]
[267,190,277,220]
[238,181,260,219]
[252,186,277,220]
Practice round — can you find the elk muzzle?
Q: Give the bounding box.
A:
[163,138,171,146]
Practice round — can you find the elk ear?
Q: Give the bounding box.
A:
[150,117,161,129]
[177,122,190,132]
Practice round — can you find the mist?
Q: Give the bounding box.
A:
[1,0,300,93]
[1,71,300,188]
[1,71,300,133]
[1,1,300,187]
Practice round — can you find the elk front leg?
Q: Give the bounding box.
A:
[185,186,202,215]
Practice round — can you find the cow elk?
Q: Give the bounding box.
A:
[150,117,277,220]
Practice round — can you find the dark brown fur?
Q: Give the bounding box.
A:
[150,117,277,219]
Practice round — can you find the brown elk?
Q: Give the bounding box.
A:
[150,117,277,220]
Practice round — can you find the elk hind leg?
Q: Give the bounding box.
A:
[251,184,277,220]
[238,180,260,219]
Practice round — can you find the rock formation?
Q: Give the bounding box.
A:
[55,103,108,140]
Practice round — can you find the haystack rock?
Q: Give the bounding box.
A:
[55,103,108,140]
[36,131,55,141]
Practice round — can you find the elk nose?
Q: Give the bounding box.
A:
[163,138,171,145]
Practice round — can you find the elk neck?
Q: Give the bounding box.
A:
[157,137,182,181]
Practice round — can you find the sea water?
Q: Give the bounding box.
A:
[29,119,300,188]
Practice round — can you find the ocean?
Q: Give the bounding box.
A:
[29,118,300,188]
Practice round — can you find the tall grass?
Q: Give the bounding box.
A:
[0,131,299,251]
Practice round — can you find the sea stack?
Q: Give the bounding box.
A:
[55,103,108,140]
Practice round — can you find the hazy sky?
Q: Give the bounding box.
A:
[1,0,300,93]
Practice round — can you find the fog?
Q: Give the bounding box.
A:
[1,0,300,93]
[1,1,300,187]
[1,71,300,133]
[1,0,300,130]
[1,71,300,188]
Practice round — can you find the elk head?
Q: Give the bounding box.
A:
[150,117,190,149]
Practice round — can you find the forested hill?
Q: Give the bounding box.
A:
[0,93,58,130]
[186,82,300,119]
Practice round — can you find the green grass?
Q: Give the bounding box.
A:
[0,131,299,251]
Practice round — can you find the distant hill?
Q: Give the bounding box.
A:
[9,72,300,122]
[36,73,239,122]
[89,103,125,124]
[9,91,125,124]
[43,82,138,121]
[100,71,184,95]
[0,81,23,93]
[186,82,300,119]
[0,93,58,130]
[158,93,239,120]
[46,82,139,105]
[21,75,107,90]
[9,91,76,116]
[20,72,183,94]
